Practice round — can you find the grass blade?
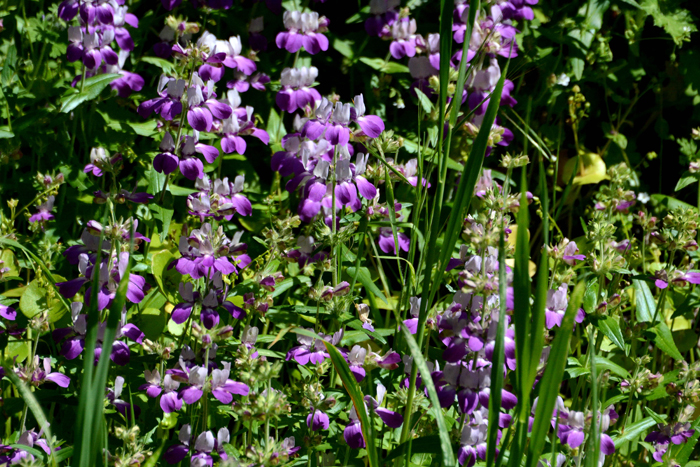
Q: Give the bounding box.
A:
[486,229,508,466]
[323,341,380,467]
[399,325,456,466]
[525,281,585,467]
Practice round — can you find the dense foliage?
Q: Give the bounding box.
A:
[1,0,700,466]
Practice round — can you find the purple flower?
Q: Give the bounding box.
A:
[307,409,330,431]
[562,240,585,265]
[186,74,233,132]
[285,328,343,365]
[276,11,329,55]
[276,67,322,113]
[29,196,56,224]
[365,0,400,37]
[352,94,385,138]
[344,406,366,449]
[18,356,71,388]
[557,405,617,456]
[249,16,268,51]
[138,75,186,121]
[227,71,270,93]
[140,369,183,413]
[220,90,270,154]
[645,422,696,463]
[389,18,419,59]
[197,32,257,81]
[0,303,17,321]
[180,366,207,405]
[210,362,249,403]
[365,383,404,428]
[84,147,122,177]
[173,223,249,279]
[107,376,140,419]
[104,50,144,98]
[348,345,367,382]
[164,425,230,465]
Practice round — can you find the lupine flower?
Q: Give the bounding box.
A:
[197,32,257,81]
[307,409,330,431]
[210,362,249,403]
[348,345,368,381]
[84,147,122,177]
[248,16,268,51]
[104,50,144,98]
[140,369,183,413]
[561,240,585,265]
[17,357,70,388]
[186,74,233,132]
[220,90,270,154]
[7,426,53,464]
[365,0,400,37]
[138,75,186,121]
[180,366,208,404]
[107,376,140,418]
[173,223,249,279]
[276,11,330,55]
[164,425,231,465]
[28,197,55,224]
[389,18,420,59]
[557,405,617,455]
[0,303,17,320]
[285,328,344,365]
[645,422,696,463]
[227,70,270,93]
[276,67,321,113]
[286,235,328,267]
[344,384,403,449]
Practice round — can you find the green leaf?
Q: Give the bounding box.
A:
[612,416,661,446]
[641,0,697,45]
[322,341,379,467]
[650,193,698,213]
[60,74,121,113]
[649,322,683,360]
[399,325,456,466]
[333,38,355,59]
[150,205,174,243]
[18,279,47,318]
[414,88,432,114]
[674,171,698,191]
[140,56,178,75]
[596,316,626,353]
[383,435,441,462]
[359,57,409,74]
[633,279,655,323]
[135,308,168,341]
[583,278,599,314]
[346,266,388,305]
[644,407,667,425]
[151,250,181,304]
[0,129,15,138]
[525,281,586,467]
[595,356,630,379]
[168,185,198,197]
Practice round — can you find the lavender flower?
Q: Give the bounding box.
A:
[285,328,343,365]
[276,11,330,55]
[28,196,55,224]
[140,369,183,413]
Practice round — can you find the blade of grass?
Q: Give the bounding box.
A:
[506,171,533,467]
[323,341,380,467]
[486,229,508,466]
[524,281,585,467]
[585,326,600,467]
[399,325,456,466]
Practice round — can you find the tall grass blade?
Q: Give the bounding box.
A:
[525,281,585,467]
[323,342,380,467]
[486,229,508,466]
[585,327,600,467]
[507,172,532,467]
[431,58,510,305]
[399,325,456,466]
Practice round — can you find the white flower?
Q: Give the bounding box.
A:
[556,73,570,87]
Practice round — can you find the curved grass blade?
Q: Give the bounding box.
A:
[524,281,585,467]
[2,366,57,467]
[399,325,456,466]
[323,341,380,467]
[486,230,508,467]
